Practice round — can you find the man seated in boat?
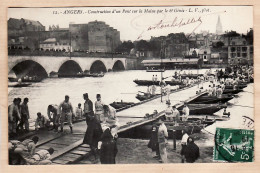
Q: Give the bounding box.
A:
[212,84,217,97]
[208,85,213,96]
[216,85,223,98]
[102,105,120,139]
[220,81,225,91]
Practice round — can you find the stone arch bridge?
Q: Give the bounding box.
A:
[8,56,127,78]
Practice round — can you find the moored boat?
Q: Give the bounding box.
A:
[188,94,234,104]
[8,83,32,88]
[225,85,247,90]
[146,68,165,72]
[135,92,159,101]
[177,103,227,115]
[133,79,182,86]
[110,101,135,109]
[222,89,243,94]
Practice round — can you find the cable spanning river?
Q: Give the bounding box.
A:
[9,69,222,120]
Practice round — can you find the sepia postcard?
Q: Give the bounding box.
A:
[1,1,259,173]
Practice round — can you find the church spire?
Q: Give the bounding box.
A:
[216,15,223,35]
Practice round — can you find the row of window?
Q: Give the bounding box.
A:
[231,46,248,52]
[230,53,248,58]
[40,43,68,47]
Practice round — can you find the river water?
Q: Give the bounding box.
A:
[9,69,217,120]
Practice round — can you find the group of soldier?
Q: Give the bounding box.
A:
[8,97,30,137]
[9,136,54,165]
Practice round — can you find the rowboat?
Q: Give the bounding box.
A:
[177,103,227,115]
[188,94,234,104]
[135,93,159,101]
[173,74,203,79]
[146,69,165,72]
[8,83,32,88]
[222,89,243,94]
[110,101,135,109]
[133,79,182,86]
[225,85,247,90]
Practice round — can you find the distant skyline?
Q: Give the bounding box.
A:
[8,6,253,41]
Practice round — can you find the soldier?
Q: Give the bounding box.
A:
[95,94,105,122]
[35,112,49,130]
[13,136,39,164]
[25,148,54,165]
[47,104,59,132]
[182,103,190,122]
[8,98,21,137]
[58,95,73,133]
[18,98,30,132]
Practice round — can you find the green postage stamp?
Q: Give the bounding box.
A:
[214,128,254,162]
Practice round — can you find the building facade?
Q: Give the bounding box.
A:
[39,38,70,52]
[8,18,45,37]
[228,37,253,65]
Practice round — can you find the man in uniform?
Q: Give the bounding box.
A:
[25,147,54,165]
[182,103,190,122]
[95,94,105,122]
[19,98,30,132]
[35,112,49,130]
[58,95,73,133]
[47,104,59,132]
[12,136,39,164]
[8,98,21,137]
[216,85,223,98]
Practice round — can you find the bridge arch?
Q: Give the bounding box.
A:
[9,60,48,79]
[58,60,83,77]
[112,60,125,71]
[90,60,107,73]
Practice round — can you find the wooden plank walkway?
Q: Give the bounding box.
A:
[23,82,210,165]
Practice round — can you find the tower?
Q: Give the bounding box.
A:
[216,15,223,35]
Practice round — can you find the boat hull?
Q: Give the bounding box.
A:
[189,94,234,104]
[223,89,243,94]
[134,79,182,86]
[178,103,227,115]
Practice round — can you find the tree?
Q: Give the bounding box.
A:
[224,31,240,38]
[115,41,134,54]
[135,40,151,51]
[215,41,224,48]
[245,28,253,45]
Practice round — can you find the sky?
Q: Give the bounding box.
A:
[8,6,253,41]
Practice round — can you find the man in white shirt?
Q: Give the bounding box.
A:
[182,103,190,122]
[25,147,54,165]
[180,129,189,162]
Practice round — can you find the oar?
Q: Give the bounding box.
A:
[121,93,137,94]
[117,116,146,118]
[230,104,254,108]
[243,91,254,94]
[162,75,174,80]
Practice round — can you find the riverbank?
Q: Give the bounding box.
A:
[78,131,214,164]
